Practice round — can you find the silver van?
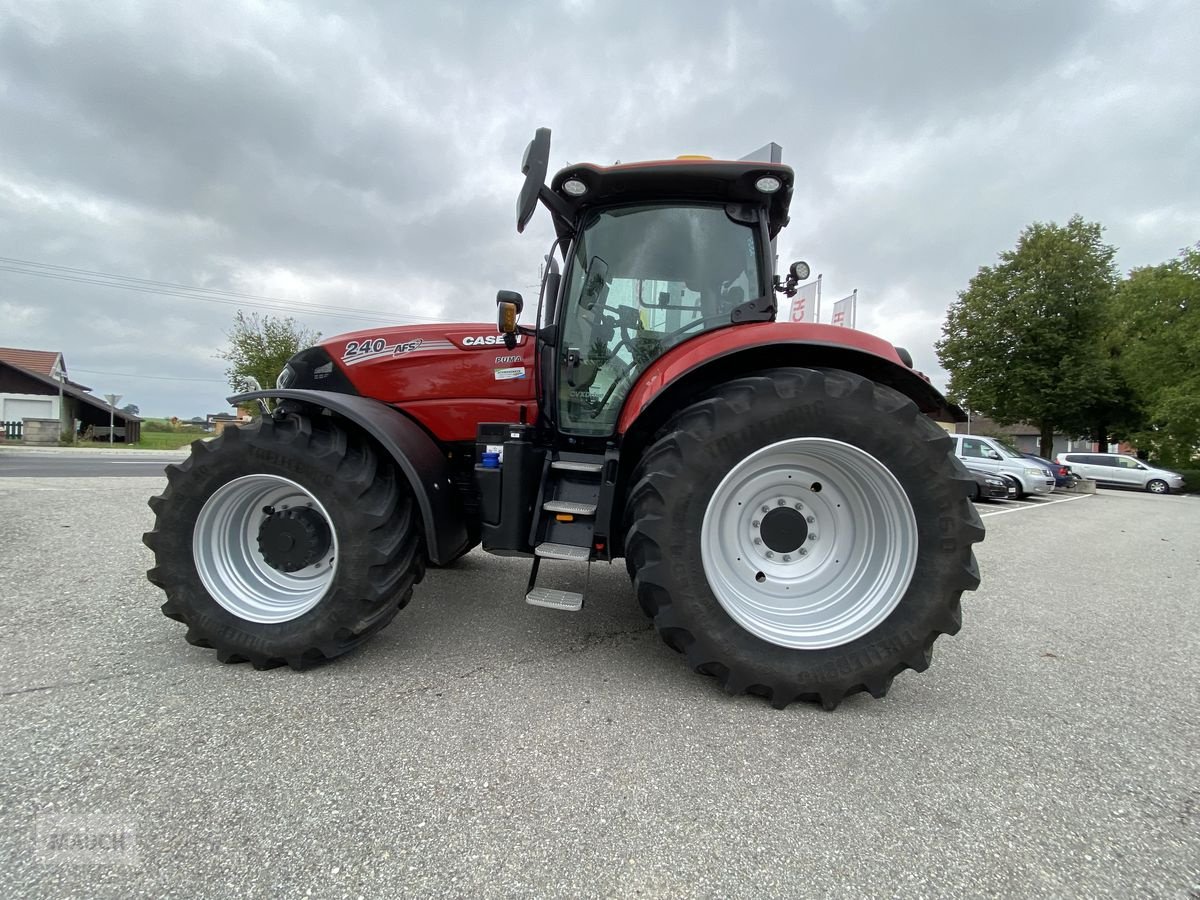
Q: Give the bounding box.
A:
[1056,452,1185,494]
[951,435,1055,499]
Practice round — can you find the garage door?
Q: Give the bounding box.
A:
[2,398,54,420]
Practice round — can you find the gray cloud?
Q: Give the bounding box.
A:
[1,0,1197,415]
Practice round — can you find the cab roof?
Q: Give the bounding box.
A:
[548,159,794,238]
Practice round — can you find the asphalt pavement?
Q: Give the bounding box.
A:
[0,475,1197,898]
[0,449,186,478]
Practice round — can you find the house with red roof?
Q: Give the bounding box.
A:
[0,347,141,442]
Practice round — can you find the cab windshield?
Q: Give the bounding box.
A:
[557,204,763,434]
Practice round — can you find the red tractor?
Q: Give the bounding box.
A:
[144,129,983,709]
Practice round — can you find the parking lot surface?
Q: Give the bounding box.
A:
[1,477,1197,898]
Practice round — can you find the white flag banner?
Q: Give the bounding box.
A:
[831,293,856,327]
[788,279,819,323]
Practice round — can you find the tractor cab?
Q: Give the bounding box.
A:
[476,130,806,608]
[501,128,797,439]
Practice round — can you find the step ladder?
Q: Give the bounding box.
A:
[524,453,608,612]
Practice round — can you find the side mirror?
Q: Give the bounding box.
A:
[987,450,1002,460]
[497,290,524,335]
[516,128,551,234]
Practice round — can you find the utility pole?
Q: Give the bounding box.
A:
[104,394,122,445]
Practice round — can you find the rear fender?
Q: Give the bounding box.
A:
[618,329,964,438]
[608,333,963,558]
[230,389,470,565]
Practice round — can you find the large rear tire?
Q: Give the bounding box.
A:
[624,368,983,709]
[143,415,425,669]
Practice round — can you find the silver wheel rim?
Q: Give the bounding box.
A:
[193,474,338,624]
[700,438,918,650]
[1148,480,1166,494]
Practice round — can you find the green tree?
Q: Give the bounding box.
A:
[1110,245,1200,464]
[936,217,1122,457]
[217,311,320,396]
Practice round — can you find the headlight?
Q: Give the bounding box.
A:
[1025,467,1045,477]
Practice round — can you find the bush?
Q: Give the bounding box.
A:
[1171,468,1200,493]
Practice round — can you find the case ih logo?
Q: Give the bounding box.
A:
[462,335,525,347]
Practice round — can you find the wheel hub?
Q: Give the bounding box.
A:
[257,507,331,573]
[758,505,809,554]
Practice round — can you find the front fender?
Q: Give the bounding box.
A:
[230,389,470,565]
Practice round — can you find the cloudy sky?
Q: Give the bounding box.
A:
[2,0,1198,417]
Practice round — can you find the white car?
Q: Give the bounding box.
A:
[1055,453,1185,494]
[951,435,1054,499]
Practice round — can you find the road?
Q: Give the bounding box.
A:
[0,450,183,477]
[1,476,1197,898]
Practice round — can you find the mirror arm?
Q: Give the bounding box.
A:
[537,185,574,232]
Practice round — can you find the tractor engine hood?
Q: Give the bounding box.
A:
[277,323,537,442]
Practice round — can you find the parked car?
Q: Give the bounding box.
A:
[967,469,1010,502]
[1022,453,1078,489]
[951,435,1055,499]
[1055,452,1185,494]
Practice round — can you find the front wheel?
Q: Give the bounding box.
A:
[1146,479,1169,494]
[143,415,425,668]
[624,368,983,709]
[1002,475,1024,500]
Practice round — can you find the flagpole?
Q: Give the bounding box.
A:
[816,274,823,323]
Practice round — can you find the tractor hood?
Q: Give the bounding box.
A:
[276,323,537,442]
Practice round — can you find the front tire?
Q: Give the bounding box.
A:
[1146,479,1169,495]
[624,368,983,709]
[1002,475,1024,500]
[143,415,425,669]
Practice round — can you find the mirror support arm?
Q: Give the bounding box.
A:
[538,185,573,233]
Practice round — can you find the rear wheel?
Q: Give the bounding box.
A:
[143,415,425,668]
[624,368,983,709]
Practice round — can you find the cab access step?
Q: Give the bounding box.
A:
[473,423,616,612]
[526,454,609,610]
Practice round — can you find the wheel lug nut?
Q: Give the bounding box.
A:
[782,554,791,562]
[761,505,770,513]
[753,538,762,546]
[806,515,816,524]
[809,533,818,542]
[799,548,808,557]
[777,498,786,506]
[752,519,760,528]
[794,502,803,510]
[765,551,774,559]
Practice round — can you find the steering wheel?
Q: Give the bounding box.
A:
[587,313,735,418]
